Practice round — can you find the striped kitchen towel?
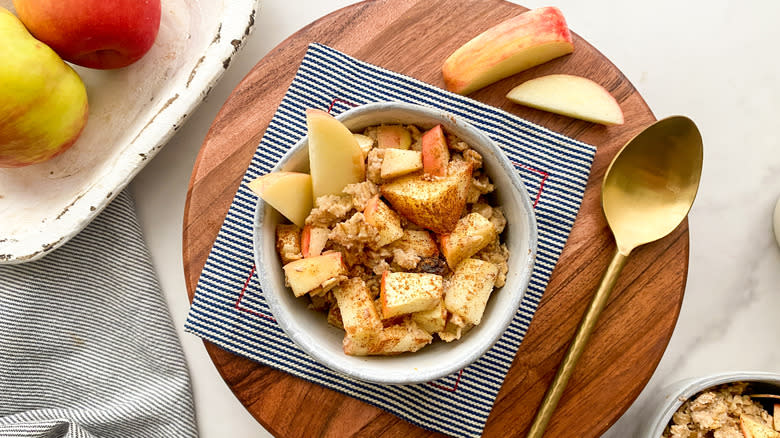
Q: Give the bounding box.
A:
[185,43,596,438]
[0,191,197,438]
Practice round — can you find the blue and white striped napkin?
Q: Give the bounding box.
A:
[185,43,596,438]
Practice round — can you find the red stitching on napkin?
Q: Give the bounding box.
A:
[428,369,463,392]
[513,162,548,208]
[327,98,358,113]
[235,264,276,322]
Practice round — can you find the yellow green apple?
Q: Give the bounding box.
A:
[442,6,574,95]
[0,7,88,168]
[506,74,624,125]
[13,0,161,69]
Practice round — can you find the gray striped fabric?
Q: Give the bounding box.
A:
[0,190,196,438]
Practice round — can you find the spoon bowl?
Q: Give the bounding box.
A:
[604,116,703,253]
[528,116,703,437]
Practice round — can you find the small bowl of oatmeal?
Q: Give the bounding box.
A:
[253,102,538,384]
[639,372,780,437]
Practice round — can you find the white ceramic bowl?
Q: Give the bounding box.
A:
[253,102,538,385]
[638,371,780,437]
[0,0,257,263]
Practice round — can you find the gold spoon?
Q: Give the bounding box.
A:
[526,116,704,438]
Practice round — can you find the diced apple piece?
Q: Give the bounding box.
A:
[444,258,498,325]
[282,252,346,297]
[421,125,450,177]
[374,319,433,354]
[343,319,433,356]
[438,313,472,342]
[276,224,302,264]
[774,404,780,432]
[332,278,383,344]
[381,159,472,234]
[389,230,439,258]
[363,195,404,247]
[306,109,366,199]
[301,225,329,258]
[380,148,423,180]
[440,212,498,268]
[377,125,412,149]
[353,133,374,158]
[380,271,443,318]
[412,299,447,334]
[740,414,780,438]
[248,171,313,228]
[506,74,624,125]
[442,7,573,95]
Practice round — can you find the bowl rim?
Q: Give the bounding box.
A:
[253,101,538,384]
[644,371,780,437]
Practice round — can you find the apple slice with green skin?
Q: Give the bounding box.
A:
[301,225,329,258]
[248,171,312,228]
[282,252,346,297]
[376,125,412,149]
[506,74,624,125]
[306,109,366,199]
[442,6,573,95]
[380,148,423,180]
[363,195,404,247]
[421,125,450,177]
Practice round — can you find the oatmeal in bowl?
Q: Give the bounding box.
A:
[252,102,537,384]
[639,372,780,438]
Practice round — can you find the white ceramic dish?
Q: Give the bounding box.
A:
[0,0,258,263]
[253,102,538,385]
[638,371,780,437]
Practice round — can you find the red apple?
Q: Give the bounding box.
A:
[13,0,161,69]
[421,125,450,177]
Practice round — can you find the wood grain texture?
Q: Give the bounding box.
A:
[182,0,687,436]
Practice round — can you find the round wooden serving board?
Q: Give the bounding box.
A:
[183,0,688,436]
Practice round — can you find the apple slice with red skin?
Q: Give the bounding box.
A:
[376,125,411,149]
[421,125,450,177]
[301,225,329,258]
[442,6,573,95]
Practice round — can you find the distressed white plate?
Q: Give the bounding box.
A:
[0,0,258,263]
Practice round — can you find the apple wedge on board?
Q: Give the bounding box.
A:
[506,74,624,125]
[442,6,573,95]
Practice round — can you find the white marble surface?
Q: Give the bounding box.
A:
[128,0,780,436]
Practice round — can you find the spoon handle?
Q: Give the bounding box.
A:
[526,247,630,438]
